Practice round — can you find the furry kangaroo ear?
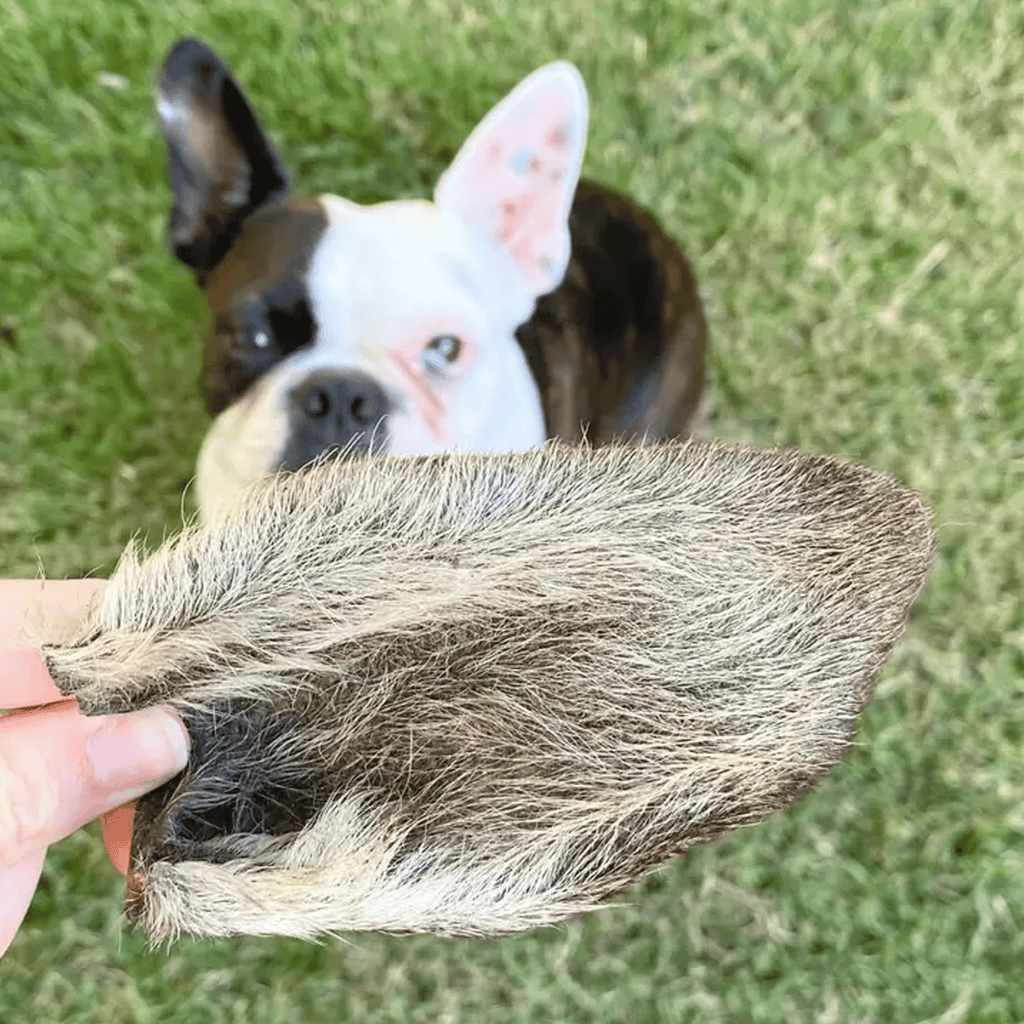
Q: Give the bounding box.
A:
[434,63,588,299]
[157,38,288,285]
[45,443,934,944]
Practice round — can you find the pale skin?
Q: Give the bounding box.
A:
[0,579,189,958]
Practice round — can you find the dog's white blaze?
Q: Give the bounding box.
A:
[302,197,546,455]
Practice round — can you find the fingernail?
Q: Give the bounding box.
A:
[87,706,189,793]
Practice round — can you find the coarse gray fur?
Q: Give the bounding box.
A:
[45,440,934,942]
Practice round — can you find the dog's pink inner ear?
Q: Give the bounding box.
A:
[435,64,588,297]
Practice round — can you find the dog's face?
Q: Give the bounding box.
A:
[157,41,588,518]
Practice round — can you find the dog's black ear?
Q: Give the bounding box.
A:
[157,38,288,284]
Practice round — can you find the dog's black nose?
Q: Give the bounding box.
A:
[296,373,389,429]
[280,371,391,469]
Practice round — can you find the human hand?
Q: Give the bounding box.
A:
[0,579,189,958]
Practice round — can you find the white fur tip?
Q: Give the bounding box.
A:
[157,93,188,129]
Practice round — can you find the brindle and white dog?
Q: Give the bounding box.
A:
[156,39,707,518]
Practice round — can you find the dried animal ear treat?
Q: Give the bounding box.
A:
[46,441,934,942]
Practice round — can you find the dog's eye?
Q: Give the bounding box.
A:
[422,334,462,374]
[241,326,279,355]
[223,326,271,354]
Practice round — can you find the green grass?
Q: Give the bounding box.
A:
[2,0,1023,1020]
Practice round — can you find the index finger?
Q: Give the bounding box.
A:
[0,579,106,707]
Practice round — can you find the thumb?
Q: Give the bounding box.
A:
[0,702,189,871]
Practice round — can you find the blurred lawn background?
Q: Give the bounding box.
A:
[1,0,1022,1021]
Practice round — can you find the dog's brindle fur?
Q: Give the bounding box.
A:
[46,442,934,942]
[516,181,705,444]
